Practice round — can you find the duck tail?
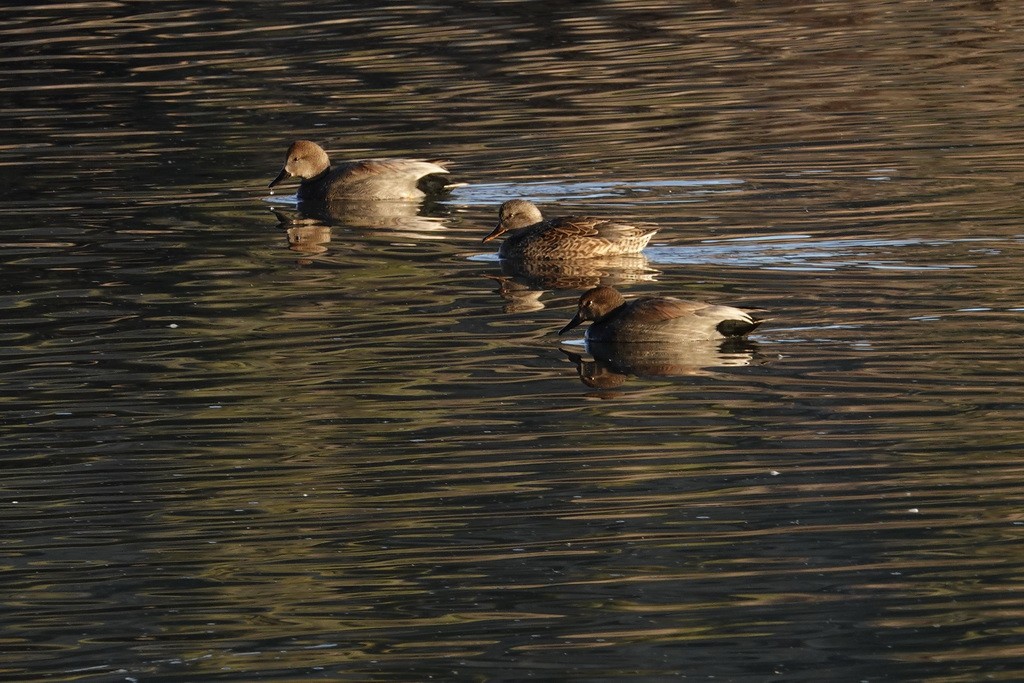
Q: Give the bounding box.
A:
[718,317,771,337]
[418,170,457,196]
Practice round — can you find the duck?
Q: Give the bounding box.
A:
[559,285,768,342]
[269,140,452,202]
[482,199,658,259]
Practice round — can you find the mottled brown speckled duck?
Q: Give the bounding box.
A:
[482,199,658,259]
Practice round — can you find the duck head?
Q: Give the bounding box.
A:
[482,199,544,243]
[270,140,331,188]
[559,286,627,335]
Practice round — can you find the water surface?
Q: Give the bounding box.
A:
[2,2,1024,681]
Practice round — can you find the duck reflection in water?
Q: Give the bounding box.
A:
[270,206,446,256]
[487,255,660,313]
[562,338,761,389]
[283,222,332,256]
[272,199,450,237]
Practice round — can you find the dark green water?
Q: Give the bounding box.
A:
[2,2,1024,680]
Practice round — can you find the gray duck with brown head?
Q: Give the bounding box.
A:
[559,285,768,343]
[269,140,452,202]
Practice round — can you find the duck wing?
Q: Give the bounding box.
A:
[626,297,716,321]
[544,216,657,240]
[329,158,451,199]
[628,297,764,337]
[340,158,450,179]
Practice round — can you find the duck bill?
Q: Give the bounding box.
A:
[269,167,290,188]
[481,223,505,243]
[559,311,585,336]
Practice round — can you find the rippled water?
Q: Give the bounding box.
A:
[3,1,1024,680]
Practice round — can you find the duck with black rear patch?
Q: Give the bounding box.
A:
[269,140,453,202]
[559,285,769,343]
